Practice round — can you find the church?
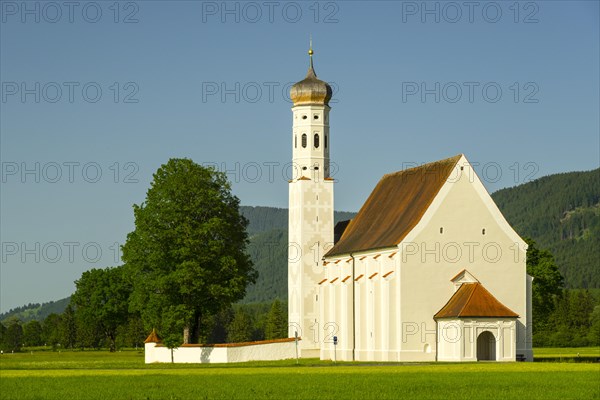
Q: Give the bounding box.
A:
[287,47,533,362]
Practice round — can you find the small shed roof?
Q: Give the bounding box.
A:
[434,283,519,319]
[144,328,161,343]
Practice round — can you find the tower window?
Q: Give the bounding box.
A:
[440,227,443,234]
[314,134,320,148]
[314,115,319,120]
[325,135,328,149]
[302,115,307,120]
[302,134,307,148]
[482,228,486,235]
[295,135,297,148]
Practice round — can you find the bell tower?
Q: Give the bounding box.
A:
[288,43,335,357]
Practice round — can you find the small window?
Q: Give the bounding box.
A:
[440,227,443,234]
[295,135,297,148]
[302,134,307,148]
[314,166,319,170]
[302,166,307,170]
[325,135,328,149]
[460,166,464,171]
[302,115,307,120]
[314,134,320,149]
[482,228,486,235]
[314,115,319,120]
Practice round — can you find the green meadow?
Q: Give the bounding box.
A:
[1,349,598,399]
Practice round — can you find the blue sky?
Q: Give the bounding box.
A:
[1,1,599,312]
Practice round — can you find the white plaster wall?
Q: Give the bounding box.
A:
[321,156,531,362]
[288,103,334,358]
[145,341,298,364]
[437,319,516,362]
[399,156,529,361]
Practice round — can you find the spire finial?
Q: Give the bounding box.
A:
[306,35,316,77]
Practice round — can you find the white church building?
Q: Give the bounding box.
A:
[287,48,533,362]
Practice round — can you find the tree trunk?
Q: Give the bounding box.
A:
[108,334,116,352]
[183,312,202,344]
[192,312,202,344]
[183,327,191,344]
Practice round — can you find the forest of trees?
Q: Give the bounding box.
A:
[492,168,599,288]
[0,298,288,352]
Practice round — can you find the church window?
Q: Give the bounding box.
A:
[302,115,307,120]
[440,227,444,234]
[295,135,297,148]
[325,135,328,148]
[314,114,319,120]
[302,166,307,170]
[314,134,320,148]
[302,134,307,148]
[314,166,319,170]
[482,228,486,235]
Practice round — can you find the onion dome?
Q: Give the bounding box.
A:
[290,46,332,106]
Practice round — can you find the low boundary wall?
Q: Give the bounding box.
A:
[145,337,299,364]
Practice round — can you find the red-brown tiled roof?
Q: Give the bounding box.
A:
[157,337,299,348]
[325,155,462,257]
[434,283,519,319]
[144,328,161,343]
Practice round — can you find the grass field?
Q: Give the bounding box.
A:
[1,349,598,399]
[534,347,600,358]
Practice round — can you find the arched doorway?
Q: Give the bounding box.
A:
[476,331,496,361]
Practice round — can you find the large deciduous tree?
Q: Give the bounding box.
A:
[71,266,131,352]
[525,237,564,332]
[122,159,256,344]
[22,320,43,347]
[3,317,23,352]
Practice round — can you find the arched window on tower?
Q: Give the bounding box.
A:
[325,135,328,149]
[302,134,307,148]
[314,134,320,149]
